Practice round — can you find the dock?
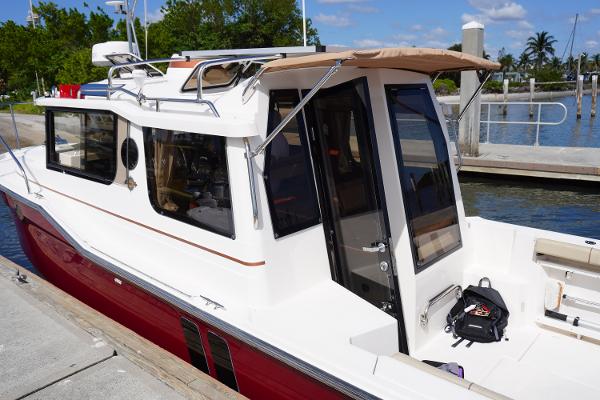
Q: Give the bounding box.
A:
[0,256,245,400]
[457,143,600,183]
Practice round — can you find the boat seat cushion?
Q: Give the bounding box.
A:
[535,238,600,270]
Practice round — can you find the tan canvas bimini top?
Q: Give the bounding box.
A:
[263,47,500,74]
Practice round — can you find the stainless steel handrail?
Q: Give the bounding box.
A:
[243,138,259,228]
[251,60,345,157]
[107,57,181,99]
[0,101,36,150]
[242,66,267,103]
[420,284,462,328]
[0,130,31,194]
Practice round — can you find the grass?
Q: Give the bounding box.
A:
[0,103,44,115]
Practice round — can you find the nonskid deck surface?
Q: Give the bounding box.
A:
[415,323,600,400]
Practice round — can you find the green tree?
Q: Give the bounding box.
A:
[56,48,108,84]
[517,51,530,71]
[525,31,557,70]
[497,48,514,79]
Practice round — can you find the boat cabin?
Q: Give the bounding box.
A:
[2,45,600,399]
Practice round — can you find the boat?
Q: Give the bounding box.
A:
[1,43,600,400]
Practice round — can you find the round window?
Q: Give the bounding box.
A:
[121,138,138,170]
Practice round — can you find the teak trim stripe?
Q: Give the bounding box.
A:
[37,183,266,267]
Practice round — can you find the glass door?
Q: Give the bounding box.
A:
[305,79,402,321]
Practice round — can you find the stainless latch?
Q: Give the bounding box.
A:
[362,242,386,253]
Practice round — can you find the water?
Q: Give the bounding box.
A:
[0,202,34,271]
[460,176,600,240]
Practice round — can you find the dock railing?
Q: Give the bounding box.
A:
[441,100,568,146]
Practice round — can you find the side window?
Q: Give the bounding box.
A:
[47,109,116,183]
[180,317,210,374]
[264,90,320,238]
[385,84,461,271]
[207,332,238,392]
[143,128,234,238]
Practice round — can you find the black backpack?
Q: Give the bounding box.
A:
[446,278,509,344]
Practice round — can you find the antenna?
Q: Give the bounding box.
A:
[301,0,307,47]
[26,0,39,27]
[105,0,140,57]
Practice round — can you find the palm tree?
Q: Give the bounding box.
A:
[525,31,557,69]
[549,56,562,70]
[517,51,530,71]
[497,49,515,79]
[593,54,600,72]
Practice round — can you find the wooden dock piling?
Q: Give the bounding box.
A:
[529,78,535,117]
[577,74,583,119]
[502,79,509,115]
[592,75,597,118]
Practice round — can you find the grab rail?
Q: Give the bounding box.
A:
[0,130,31,194]
[420,284,462,328]
[105,54,282,117]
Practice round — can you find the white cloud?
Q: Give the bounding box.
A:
[314,13,352,27]
[423,40,451,49]
[348,5,379,13]
[354,39,384,48]
[590,9,600,15]
[505,29,532,39]
[464,1,527,24]
[147,8,164,23]
[353,39,410,48]
[411,24,424,31]
[486,3,526,20]
[393,33,417,41]
[570,14,588,23]
[424,27,447,40]
[586,40,599,49]
[517,20,533,29]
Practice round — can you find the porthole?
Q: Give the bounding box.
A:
[121,138,138,170]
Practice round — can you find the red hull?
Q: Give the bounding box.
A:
[3,193,350,400]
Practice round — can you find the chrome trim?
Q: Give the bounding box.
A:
[0,183,376,400]
[181,45,324,59]
[251,60,345,158]
[0,136,31,194]
[420,284,462,328]
[241,66,267,104]
[243,138,259,228]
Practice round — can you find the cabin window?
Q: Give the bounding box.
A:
[182,63,242,91]
[207,332,238,391]
[46,109,117,183]
[143,128,234,238]
[385,84,461,271]
[180,317,210,374]
[264,90,320,238]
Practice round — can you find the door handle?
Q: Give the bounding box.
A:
[361,242,386,253]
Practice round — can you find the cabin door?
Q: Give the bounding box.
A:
[305,78,405,342]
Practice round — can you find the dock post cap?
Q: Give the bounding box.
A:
[462,21,485,30]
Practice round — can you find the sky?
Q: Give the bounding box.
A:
[2,0,600,60]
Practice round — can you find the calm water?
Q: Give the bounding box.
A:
[461,176,600,240]
[0,202,34,271]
